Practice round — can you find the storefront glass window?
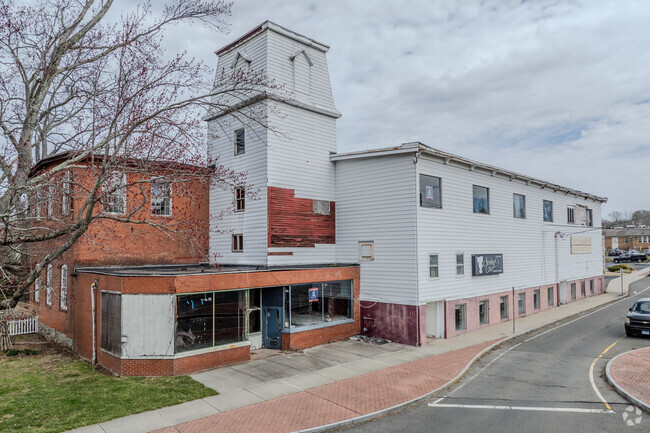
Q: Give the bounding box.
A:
[287,280,353,329]
[176,293,214,353]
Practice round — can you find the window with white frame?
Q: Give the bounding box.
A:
[234,128,245,155]
[513,194,526,219]
[62,171,71,216]
[455,304,466,331]
[567,207,575,224]
[235,187,245,212]
[34,276,41,302]
[429,254,439,278]
[232,234,243,252]
[151,179,171,216]
[46,264,53,306]
[456,253,464,275]
[60,265,68,311]
[103,172,126,214]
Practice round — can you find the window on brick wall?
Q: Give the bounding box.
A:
[518,293,526,315]
[100,292,122,356]
[590,280,594,295]
[151,179,172,216]
[46,264,53,306]
[534,289,540,310]
[34,276,41,303]
[571,283,576,300]
[60,265,68,311]
[547,286,554,307]
[62,171,71,216]
[47,185,54,217]
[103,172,126,214]
[581,281,586,297]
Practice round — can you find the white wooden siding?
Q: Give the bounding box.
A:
[415,154,604,303]
[121,294,174,358]
[335,154,419,305]
[208,102,269,265]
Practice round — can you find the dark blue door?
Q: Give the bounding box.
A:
[263,306,282,349]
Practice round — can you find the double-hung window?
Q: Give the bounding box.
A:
[456,253,464,275]
[472,185,489,214]
[586,209,593,227]
[60,265,68,311]
[232,234,243,252]
[235,187,245,212]
[234,129,245,155]
[513,194,526,219]
[46,264,53,306]
[151,179,172,216]
[104,172,126,214]
[429,254,439,278]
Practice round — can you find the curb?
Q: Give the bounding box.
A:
[606,348,650,414]
[297,293,627,433]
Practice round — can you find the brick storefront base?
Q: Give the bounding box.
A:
[281,321,359,351]
[97,345,250,376]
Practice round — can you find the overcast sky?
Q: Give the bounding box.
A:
[122,0,650,218]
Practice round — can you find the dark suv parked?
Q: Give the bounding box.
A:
[625,298,650,337]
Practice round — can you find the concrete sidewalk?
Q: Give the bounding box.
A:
[70,269,650,433]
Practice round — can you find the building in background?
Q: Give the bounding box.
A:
[603,227,650,251]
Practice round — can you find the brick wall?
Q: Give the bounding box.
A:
[281,321,359,350]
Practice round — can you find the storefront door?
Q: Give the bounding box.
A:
[263,306,282,349]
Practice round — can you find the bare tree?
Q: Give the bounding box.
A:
[0,0,269,308]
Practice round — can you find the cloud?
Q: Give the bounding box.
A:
[115,0,650,215]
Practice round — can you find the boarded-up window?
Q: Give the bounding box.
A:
[101,292,122,356]
[313,200,330,215]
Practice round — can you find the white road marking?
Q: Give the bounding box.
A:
[433,287,650,409]
[427,403,614,414]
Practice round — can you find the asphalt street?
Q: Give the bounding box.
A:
[341,277,650,433]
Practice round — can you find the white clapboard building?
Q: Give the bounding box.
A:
[207,21,607,346]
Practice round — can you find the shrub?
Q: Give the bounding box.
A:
[608,264,635,272]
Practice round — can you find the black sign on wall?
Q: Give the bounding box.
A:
[472,254,503,276]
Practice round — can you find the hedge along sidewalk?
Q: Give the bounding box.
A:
[0,352,216,433]
[606,267,650,295]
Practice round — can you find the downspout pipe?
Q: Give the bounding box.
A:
[91,280,97,365]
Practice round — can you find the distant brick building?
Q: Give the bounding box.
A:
[603,228,650,251]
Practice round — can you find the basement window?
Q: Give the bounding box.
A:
[500,295,508,319]
[455,304,466,331]
[479,300,489,325]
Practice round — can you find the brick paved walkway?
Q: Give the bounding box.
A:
[608,347,650,411]
[153,340,498,433]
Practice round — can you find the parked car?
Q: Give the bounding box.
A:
[613,251,647,263]
[608,250,622,256]
[625,298,650,337]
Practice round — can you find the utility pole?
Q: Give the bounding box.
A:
[620,268,624,296]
